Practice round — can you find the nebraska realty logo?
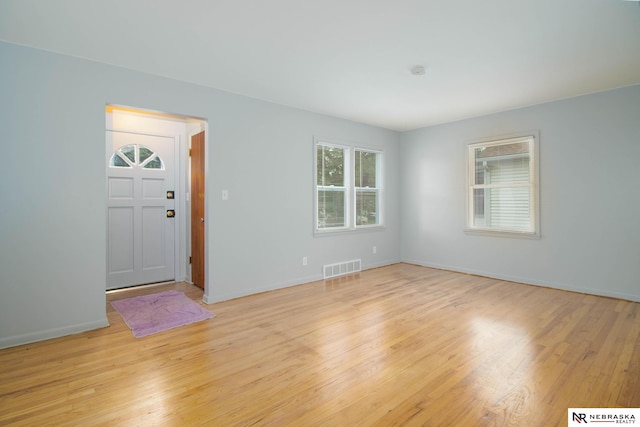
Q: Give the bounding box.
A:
[569,408,639,425]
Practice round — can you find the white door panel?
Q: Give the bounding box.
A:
[142,206,165,268]
[108,207,134,273]
[106,131,176,289]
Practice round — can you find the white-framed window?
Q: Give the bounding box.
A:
[315,139,383,233]
[354,149,382,227]
[466,133,539,238]
[316,142,349,230]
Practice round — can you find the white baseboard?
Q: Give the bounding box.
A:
[403,258,640,303]
[202,273,324,304]
[0,318,110,350]
[202,259,401,304]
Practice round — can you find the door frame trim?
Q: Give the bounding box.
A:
[105,105,208,296]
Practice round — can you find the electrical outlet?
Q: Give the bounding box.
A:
[372,246,377,254]
[302,256,308,266]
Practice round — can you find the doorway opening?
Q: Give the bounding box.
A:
[106,105,207,291]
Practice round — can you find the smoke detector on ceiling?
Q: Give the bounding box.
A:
[411,65,426,75]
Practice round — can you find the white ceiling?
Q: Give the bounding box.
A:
[2,0,640,131]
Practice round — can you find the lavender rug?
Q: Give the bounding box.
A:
[111,290,215,338]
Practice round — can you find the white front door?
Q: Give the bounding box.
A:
[106,131,176,290]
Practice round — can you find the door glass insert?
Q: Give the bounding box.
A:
[110,153,132,168]
[121,145,136,163]
[109,144,165,170]
[143,156,163,169]
[139,146,154,163]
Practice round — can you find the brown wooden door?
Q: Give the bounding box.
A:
[191,131,205,289]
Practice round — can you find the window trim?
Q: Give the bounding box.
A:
[354,146,383,229]
[316,141,350,232]
[314,138,384,235]
[465,132,540,239]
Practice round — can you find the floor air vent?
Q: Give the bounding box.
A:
[323,259,361,279]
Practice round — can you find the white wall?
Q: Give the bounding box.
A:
[0,42,401,348]
[400,85,640,301]
[3,39,636,349]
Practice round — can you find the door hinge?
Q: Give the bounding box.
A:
[189,256,192,264]
[189,148,192,157]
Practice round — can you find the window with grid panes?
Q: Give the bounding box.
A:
[315,140,383,232]
[467,134,539,238]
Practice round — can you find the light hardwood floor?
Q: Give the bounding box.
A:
[1,264,639,426]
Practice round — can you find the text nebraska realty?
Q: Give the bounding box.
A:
[575,412,636,423]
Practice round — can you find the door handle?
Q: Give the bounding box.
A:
[200,218,205,223]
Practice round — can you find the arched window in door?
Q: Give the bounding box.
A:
[109,144,165,170]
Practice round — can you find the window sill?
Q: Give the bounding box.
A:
[464,228,540,240]
[314,225,386,237]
